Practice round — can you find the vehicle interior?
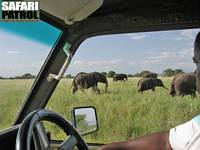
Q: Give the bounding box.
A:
[0,0,200,149]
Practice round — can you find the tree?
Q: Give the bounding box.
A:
[15,73,35,79]
[101,72,107,77]
[66,74,73,78]
[22,73,35,79]
[133,70,151,77]
[107,71,116,78]
[162,69,174,77]
[127,74,133,77]
[162,69,184,77]
[174,69,184,75]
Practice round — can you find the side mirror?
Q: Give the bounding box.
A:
[72,106,98,136]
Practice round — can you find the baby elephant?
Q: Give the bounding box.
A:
[169,73,196,97]
[138,78,167,93]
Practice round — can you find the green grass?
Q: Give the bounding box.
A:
[0,78,200,144]
[0,79,34,130]
[46,77,200,143]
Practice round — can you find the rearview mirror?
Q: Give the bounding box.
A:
[72,106,98,136]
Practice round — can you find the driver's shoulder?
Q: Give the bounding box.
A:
[192,115,200,126]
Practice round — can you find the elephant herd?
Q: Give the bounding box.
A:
[71,72,197,97]
[138,72,196,96]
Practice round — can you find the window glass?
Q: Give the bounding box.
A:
[47,29,200,143]
[0,21,62,130]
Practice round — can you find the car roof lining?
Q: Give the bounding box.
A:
[71,0,200,35]
[42,0,200,39]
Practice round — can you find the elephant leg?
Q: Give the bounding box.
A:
[191,90,196,98]
[93,85,100,94]
[191,93,196,98]
[72,88,77,94]
[92,86,95,91]
[138,89,143,93]
[80,86,85,94]
[72,83,78,94]
[151,87,155,91]
[178,92,184,97]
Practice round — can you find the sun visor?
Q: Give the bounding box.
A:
[40,0,103,24]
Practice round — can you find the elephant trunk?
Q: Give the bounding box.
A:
[163,86,168,90]
[169,84,176,96]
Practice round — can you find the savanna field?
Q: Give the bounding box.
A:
[0,77,200,144]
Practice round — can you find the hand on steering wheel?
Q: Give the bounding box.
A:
[16,109,88,150]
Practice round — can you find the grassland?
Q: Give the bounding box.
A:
[0,77,200,144]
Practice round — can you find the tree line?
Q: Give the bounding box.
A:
[0,68,186,79]
[133,69,184,77]
[65,68,185,78]
[0,73,36,79]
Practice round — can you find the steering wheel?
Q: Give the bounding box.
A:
[16,109,89,150]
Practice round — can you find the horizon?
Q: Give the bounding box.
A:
[0,69,195,78]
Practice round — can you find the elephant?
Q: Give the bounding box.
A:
[169,73,196,96]
[71,72,108,94]
[138,78,168,93]
[143,72,158,79]
[113,73,128,81]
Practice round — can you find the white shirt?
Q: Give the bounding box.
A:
[169,115,200,150]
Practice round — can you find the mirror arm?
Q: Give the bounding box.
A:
[71,109,76,128]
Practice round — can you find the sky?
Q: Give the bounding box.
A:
[0,21,199,77]
[0,21,61,77]
[67,28,199,75]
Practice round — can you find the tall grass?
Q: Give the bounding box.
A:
[0,79,34,130]
[47,78,200,143]
[0,78,200,144]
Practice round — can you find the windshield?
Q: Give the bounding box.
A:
[0,21,62,131]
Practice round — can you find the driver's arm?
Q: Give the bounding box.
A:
[97,131,172,150]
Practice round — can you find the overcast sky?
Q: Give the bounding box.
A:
[0,21,199,77]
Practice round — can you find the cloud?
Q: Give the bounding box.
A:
[162,29,199,41]
[0,61,44,77]
[145,48,193,63]
[69,47,196,75]
[73,59,125,67]
[181,29,199,40]
[126,33,146,40]
[162,36,183,41]
[137,48,195,72]
[7,50,19,54]
[178,48,193,58]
